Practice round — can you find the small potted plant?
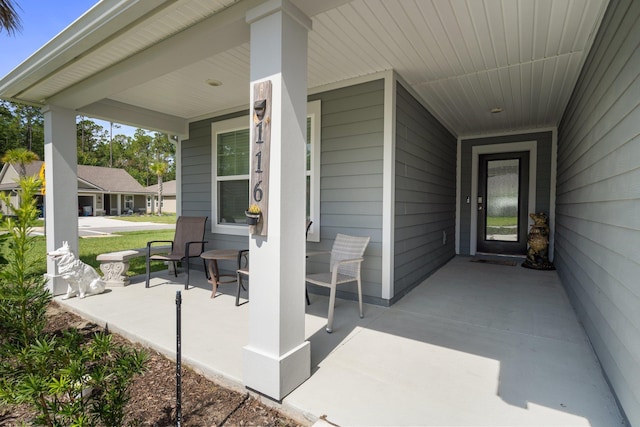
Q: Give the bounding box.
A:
[245,204,261,225]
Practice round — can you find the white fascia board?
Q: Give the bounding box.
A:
[0,0,175,100]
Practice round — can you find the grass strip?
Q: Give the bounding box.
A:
[5,229,176,277]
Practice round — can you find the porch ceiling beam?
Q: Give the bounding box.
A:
[48,0,264,110]
[80,99,188,137]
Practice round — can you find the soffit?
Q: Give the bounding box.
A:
[0,0,608,138]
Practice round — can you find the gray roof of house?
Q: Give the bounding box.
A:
[145,180,176,196]
[2,161,150,194]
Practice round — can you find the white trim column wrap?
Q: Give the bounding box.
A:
[43,105,79,295]
[381,72,396,300]
[243,0,311,401]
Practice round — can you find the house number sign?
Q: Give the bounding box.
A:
[250,80,271,236]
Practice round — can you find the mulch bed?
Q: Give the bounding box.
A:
[0,302,307,426]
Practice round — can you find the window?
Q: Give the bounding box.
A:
[212,100,321,241]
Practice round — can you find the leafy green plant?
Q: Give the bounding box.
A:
[0,177,148,426]
[0,176,50,347]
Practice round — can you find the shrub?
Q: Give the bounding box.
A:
[0,177,148,426]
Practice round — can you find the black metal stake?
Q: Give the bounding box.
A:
[176,291,182,427]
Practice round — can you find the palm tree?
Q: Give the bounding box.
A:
[149,161,168,215]
[0,0,22,35]
[2,148,39,178]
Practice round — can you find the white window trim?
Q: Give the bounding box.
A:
[211,101,321,240]
[307,100,321,242]
[212,116,251,236]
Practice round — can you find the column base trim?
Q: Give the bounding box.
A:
[243,340,310,401]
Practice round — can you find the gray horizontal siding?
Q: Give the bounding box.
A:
[459,131,553,255]
[556,0,640,424]
[307,79,385,302]
[182,81,385,301]
[394,83,456,298]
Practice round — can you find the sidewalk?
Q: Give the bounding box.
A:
[32,216,175,237]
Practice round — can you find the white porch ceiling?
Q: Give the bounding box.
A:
[0,0,608,138]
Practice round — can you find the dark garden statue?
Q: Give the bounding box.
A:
[522,212,555,270]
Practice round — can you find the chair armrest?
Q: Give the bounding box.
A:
[331,257,365,283]
[147,240,174,247]
[333,257,364,266]
[147,240,174,253]
[184,240,208,257]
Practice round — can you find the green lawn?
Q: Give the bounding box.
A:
[113,214,177,224]
[486,216,517,227]
[0,218,44,230]
[10,229,176,277]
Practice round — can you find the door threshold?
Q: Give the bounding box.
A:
[475,252,525,259]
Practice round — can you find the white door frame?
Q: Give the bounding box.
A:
[470,141,537,256]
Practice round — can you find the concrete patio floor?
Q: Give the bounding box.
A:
[57,256,625,426]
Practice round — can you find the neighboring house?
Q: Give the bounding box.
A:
[1,0,638,420]
[0,161,151,216]
[145,180,177,214]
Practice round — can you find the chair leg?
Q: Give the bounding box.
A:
[236,272,248,306]
[357,278,364,318]
[172,261,178,277]
[203,259,210,280]
[145,255,151,288]
[306,286,310,305]
[236,272,242,306]
[184,258,190,289]
[326,285,337,333]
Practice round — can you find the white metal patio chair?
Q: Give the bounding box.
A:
[305,233,370,333]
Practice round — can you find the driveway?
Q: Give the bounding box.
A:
[32,216,175,237]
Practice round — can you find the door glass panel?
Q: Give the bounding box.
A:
[486,159,519,242]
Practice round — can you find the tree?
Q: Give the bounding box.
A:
[76,118,109,166]
[1,147,39,177]
[0,101,44,159]
[121,130,175,187]
[0,0,21,35]
[149,161,168,215]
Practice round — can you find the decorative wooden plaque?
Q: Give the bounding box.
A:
[249,80,271,236]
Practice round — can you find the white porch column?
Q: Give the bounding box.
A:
[243,0,311,400]
[43,105,79,295]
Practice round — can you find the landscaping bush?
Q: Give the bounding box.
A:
[0,177,148,426]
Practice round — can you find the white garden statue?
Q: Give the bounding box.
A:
[48,241,106,299]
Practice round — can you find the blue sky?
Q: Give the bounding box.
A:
[1,0,140,136]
